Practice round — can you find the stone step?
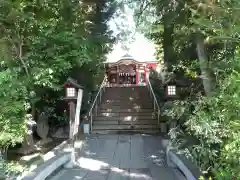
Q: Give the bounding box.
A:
[101,101,152,105]
[102,97,150,101]
[99,102,153,106]
[94,115,156,121]
[101,100,153,104]
[99,104,153,109]
[105,89,149,92]
[105,86,148,90]
[104,91,149,95]
[93,119,158,125]
[103,94,149,97]
[103,92,149,95]
[98,108,153,113]
[104,91,147,95]
[104,94,149,97]
[105,88,147,91]
[93,120,119,125]
[97,111,155,117]
[97,112,120,117]
[92,124,158,130]
[91,129,160,135]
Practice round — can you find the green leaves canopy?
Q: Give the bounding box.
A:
[0,0,116,149]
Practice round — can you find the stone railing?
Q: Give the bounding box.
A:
[18,139,71,180]
[21,152,70,180]
[166,146,204,180]
[19,136,84,180]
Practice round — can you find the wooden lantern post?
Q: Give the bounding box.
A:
[64,77,84,168]
[164,82,178,132]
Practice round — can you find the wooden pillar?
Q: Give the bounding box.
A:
[69,101,76,140]
[144,65,148,83]
[145,66,150,83]
[116,65,119,85]
[136,65,139,85]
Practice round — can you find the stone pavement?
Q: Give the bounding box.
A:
[50,134,181,180]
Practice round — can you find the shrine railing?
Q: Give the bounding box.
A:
[88,76,107,132]
[106,83,141,87]
[146,77,160,125]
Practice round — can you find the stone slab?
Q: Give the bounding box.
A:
[129,168,152,180]
[22,153,70,180]
[150,166,179,180]
[107,169,129,180]
[49,135,182,180]
[50,169,88,180]
[83,170,109,180]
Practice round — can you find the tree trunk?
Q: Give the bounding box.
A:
[163,16,175,70]
[159,14,175,84]
[0,150,5,179]
[196,33,215,96]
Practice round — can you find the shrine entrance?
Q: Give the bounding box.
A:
[105,54,158,86]
[106,59,137,86]
[119,73,136,85]
[118,64,136,85]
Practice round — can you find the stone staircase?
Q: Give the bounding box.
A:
[92,86,160,134]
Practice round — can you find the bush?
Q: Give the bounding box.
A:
[0,69,27,149]
[160,56,240,179]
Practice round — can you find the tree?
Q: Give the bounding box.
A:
[127,0,240,178]
[0,0,116,164]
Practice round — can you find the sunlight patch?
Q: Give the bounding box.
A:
[105,109,113,112]
[77,157,109,171]
[75,175,84,179]
[129,172,151,179]
[111,167,129,176]
[102,112,111,117]
[123,116,132,121]
[150,155,157,158]
[85,151,96,156]
[129,97,134,101]
[111,167,124,173]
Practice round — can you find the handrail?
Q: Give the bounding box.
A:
[146,77,160,125]
[88,76,107,132]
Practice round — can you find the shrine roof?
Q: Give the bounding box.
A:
[105,60,158,65]
[105,55,158,66]
[105,54,158,64]
[120,54,134,59]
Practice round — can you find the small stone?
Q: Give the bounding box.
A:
[37,114,49,140]
[52,127,69,138]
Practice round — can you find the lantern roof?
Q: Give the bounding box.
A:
[64,77,84,89]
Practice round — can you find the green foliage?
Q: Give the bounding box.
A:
[4,161,25,178]
[187,56,240,178]
[0,69,27,148]
[0,0,116,150]
[160,56,240,178]
[129,0,240,179]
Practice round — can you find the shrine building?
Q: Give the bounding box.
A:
[105,54,158,86]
